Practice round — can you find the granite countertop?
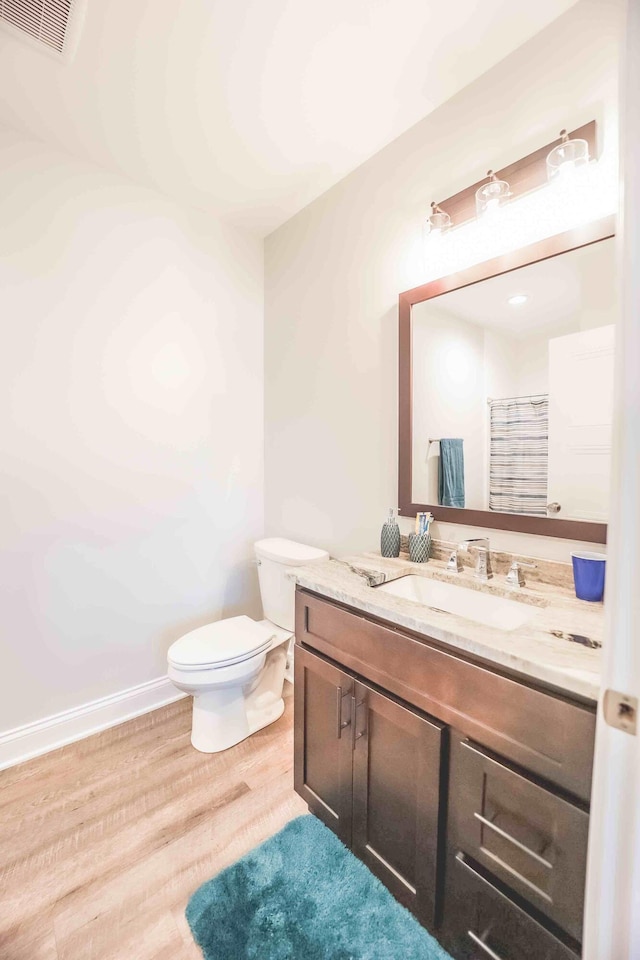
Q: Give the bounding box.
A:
[290,551,603,703]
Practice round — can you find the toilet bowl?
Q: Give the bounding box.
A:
[168,616,290,753]
[167,538,328,753]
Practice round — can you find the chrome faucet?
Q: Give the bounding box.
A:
[459,538,493,581]
[505,558,537,588]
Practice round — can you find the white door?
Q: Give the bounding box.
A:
[547,325,615,521]
[584,1,640,956]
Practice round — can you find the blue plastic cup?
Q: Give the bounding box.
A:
[571,552,606,602]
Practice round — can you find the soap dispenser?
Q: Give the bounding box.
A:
[380,508,401,558]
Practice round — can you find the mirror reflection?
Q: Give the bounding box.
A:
[411,238,616,522]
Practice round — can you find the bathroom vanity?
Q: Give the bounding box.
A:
[292,552,602,960]
[290,161,613,959]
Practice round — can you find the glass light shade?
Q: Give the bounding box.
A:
[546,138,589,182]
[427,209,451,236]
[475,177,510,218]
[421,151,616,282]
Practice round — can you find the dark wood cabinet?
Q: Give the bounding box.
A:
[296,589,595,801]
[294,588,593,960]
[448,737,588,941]
[294,644,445,927]
[351,679,445,926]
[293,645,354,844]
[443,853,579,960]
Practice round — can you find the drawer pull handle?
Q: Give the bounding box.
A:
[467,930,507,960]
[474,812,553,870]
[336,686,350,739]
[351,695,367,749]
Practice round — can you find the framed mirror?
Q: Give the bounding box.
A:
[398,216,616,542]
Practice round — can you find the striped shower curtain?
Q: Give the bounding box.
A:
[489,397,549,516]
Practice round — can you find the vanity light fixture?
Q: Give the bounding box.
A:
[507,294,529,306]
[427,201,452,236]
[546,129,590,182]
[475,169,511,218]
[420,120,613,281]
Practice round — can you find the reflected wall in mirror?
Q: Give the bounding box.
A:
[412,239,616,522]
[399,217,616,542]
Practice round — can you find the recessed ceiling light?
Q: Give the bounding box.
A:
[508,294,529,306]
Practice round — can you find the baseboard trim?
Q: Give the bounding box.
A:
[0,676,187,771]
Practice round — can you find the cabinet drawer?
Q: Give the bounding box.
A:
[449,737,588,941]
[444,852,579,960]
[296,589,595,800]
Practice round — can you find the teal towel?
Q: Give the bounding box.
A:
[438,438,465,508]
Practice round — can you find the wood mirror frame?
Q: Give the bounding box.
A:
[398,215,616,543]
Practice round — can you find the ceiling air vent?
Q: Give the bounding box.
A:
[0,0,86,60]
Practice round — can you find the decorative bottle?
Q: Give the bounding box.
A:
[380,508,401,558]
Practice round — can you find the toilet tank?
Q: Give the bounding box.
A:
[255,538,329,632]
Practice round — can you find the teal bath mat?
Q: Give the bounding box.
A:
[186,814,452,959]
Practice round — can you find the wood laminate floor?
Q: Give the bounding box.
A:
[0,689,306,960]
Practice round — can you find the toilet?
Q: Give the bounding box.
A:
[167,538,328,753]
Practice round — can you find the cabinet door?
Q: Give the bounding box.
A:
[294,644,354,844]
[351,679,445,927]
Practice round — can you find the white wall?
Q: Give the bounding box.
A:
[0,127,264,734]
[264,0,619,561]
[412,305,486,507]
[511,334,553,396]
[412,309,519,510]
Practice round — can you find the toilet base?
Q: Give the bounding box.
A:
[190,687,248,753]
[189,642,288,753]
[247,694,285,736]
[190,690,286,753]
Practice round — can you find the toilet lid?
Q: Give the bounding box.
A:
[168,616,275,670]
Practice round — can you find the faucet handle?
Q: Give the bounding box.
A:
[447,549,463,573]
[506,559,537,587]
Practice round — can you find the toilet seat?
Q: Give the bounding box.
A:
[168,616,275,671]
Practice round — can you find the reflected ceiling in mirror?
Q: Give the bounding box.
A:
[399,220,617,541]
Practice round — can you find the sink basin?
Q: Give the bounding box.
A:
[376,575,533,631]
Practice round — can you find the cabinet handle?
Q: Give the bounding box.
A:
[351,695,367,749]
[473,812,553,870]
[467,930,507,960]
[336,686,351,739]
